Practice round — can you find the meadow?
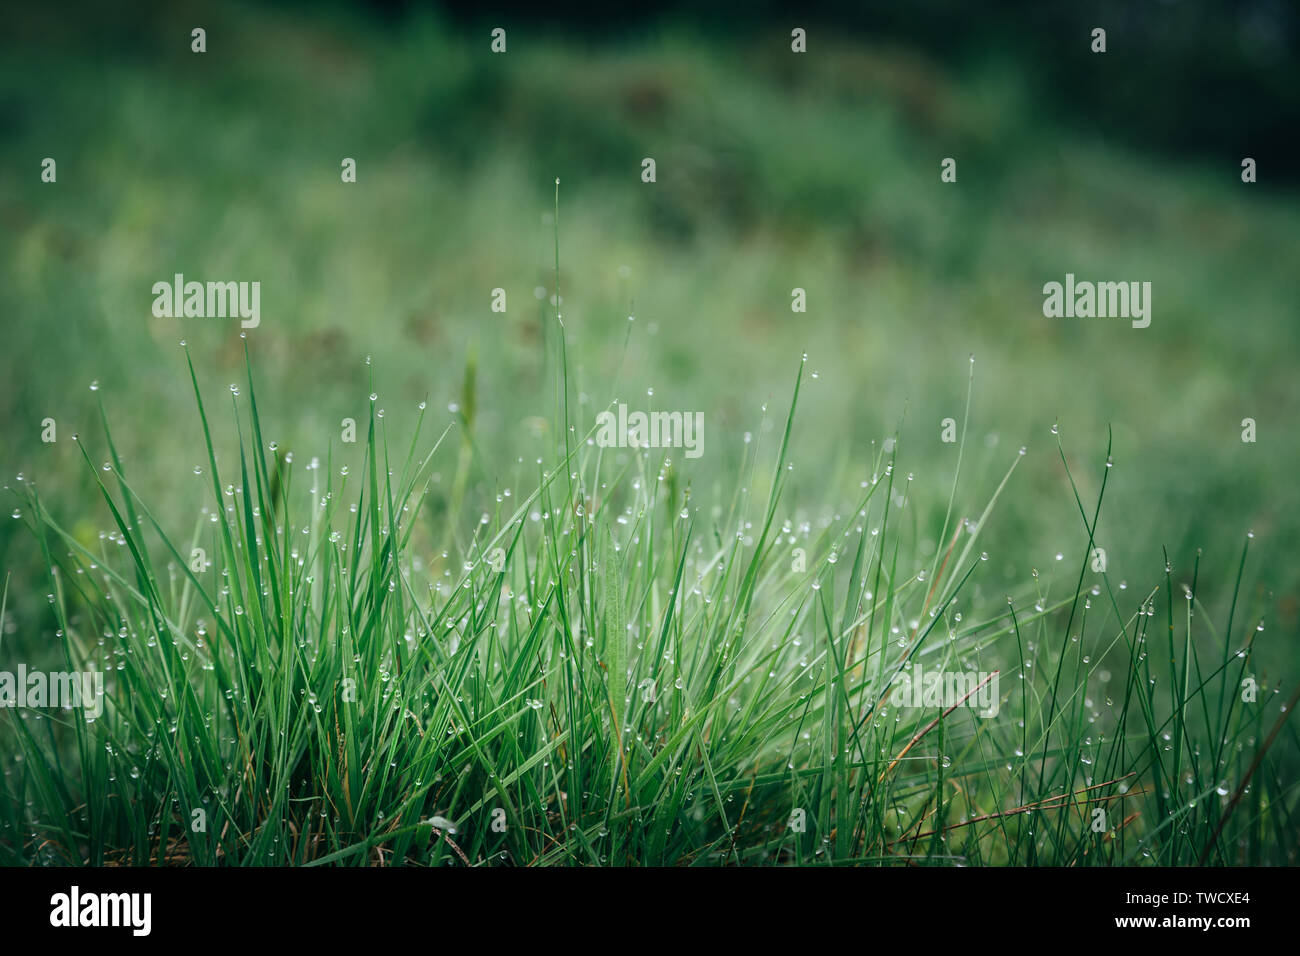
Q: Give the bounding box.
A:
[0,2,1296,865]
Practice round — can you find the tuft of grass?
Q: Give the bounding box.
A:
[2,326,1295,865]
[2,208,1296,866]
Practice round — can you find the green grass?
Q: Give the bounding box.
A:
[2,267,1295,864]
[1,3,1297,867]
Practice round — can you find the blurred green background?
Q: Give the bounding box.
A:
[1,1,1297,667]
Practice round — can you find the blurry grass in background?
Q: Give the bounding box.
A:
[1,4,1297,704]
